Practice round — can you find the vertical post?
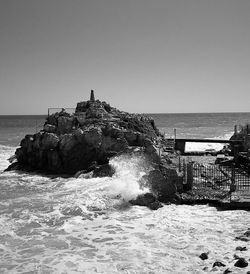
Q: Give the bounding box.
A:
[247,124,249,134]
[47,108,49,117]
[174,128,176,140]
[230,163,236,201]
[182,159,186,186]
[178,156,181,172]
[186,162,193,191]
[234,145,239,164]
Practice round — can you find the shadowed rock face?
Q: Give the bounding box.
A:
[8,98,161,174]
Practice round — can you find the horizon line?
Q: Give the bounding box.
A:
[1,111,250,116]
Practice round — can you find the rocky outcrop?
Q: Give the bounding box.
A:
[7,97,161,175]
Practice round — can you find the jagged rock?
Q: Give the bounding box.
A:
[57,116,75,134]
[147,169,177,202]
[235,246,247,251]
[129,193,163,210]
[235,228,250,242]
[124,131,138,146]
[144,138,160,164]
[199,252,209,260]
[83,127,102,148]
[4,162,22,172]
[213,261,226,267]
[159,165,183,192]
[44,124,56,133]
[40,133,59,150]
[47,150,62,171]
[92,164,115,178]
[234,258,248,268]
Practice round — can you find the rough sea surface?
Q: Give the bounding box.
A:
[0,113,250,273]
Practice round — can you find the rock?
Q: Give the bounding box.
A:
[199,252,209,260]
[235,229,250,242]
[44,124,56,133]
[100,135,128,154]
[233,254,240,260]
[6,93,161,175]
[92,164,115,178]
[213,261,226,267]
[148,201,163,210]
[147,169,177,202]
[83,127,102,148]
[234,258,248,268]
[85,101,109,119]
[235,246,247,251]
[74,170,87,178]
[40,133,59,150]
[57,116,75,134]
[4,162,22,172]
[129,193,163,210]
[144,138,160,164]
[47,150,62,172]
[244,228,250,237]
[124,131,138,146]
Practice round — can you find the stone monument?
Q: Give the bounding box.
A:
[90,90,95,101]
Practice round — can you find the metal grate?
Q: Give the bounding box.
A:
[192,163,250,191]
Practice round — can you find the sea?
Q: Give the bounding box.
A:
[0,113,250,274]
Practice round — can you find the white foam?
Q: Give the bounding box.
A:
[109,153,152,201]
[0,145,16,171]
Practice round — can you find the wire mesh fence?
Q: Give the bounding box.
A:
[192,163,250,191]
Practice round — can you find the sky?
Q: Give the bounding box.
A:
[0,0,250,114]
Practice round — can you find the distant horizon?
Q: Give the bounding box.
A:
[1,111,250,116]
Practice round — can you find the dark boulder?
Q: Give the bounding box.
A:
[147,169,177,202]
[199,252,209,260]
[213,261,226,267]
[234,258,248,268]
[235,246,247,251]
[129,193,163,210]
[92,164,115,178]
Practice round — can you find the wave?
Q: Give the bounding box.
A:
[0,145,16,172]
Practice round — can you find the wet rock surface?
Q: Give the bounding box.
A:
[129,193,163,210]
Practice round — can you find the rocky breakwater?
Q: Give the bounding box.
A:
[6,96,182,209]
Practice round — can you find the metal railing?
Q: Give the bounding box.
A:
[192,163,250,191]
[47,108,75,117]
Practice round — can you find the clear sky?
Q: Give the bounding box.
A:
[0,0,250,114]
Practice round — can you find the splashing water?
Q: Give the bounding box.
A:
[109,153,153,201]
[0,147,249,273]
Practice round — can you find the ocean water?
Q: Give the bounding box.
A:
[0,113,250,273]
